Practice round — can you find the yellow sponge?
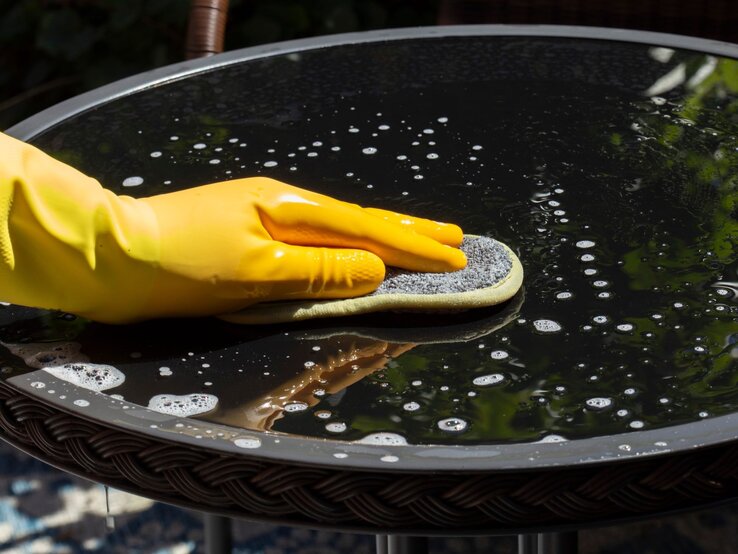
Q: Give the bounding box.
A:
[220,235,523,325]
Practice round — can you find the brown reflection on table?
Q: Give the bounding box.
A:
[216,337,416,431]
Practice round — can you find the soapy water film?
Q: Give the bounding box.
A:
[0,42,736,448]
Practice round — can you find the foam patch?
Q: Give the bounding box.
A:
[221,235,523,325]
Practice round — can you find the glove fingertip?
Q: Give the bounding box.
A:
[336,250,385,296]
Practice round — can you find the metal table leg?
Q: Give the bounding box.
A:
[376,535,388,554]
[204,513,232,554]
[376,535,429,554]
[538,531,578,554]
[518,532,578,554]
[519,534,538,554]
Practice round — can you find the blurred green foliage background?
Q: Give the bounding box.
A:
[0,0,438,130]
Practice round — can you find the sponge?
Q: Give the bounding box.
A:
[220,235,523,325]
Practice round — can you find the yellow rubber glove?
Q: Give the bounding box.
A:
[0,132,466,324]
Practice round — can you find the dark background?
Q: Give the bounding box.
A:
[0,0,438,130]
[2,0,736,131]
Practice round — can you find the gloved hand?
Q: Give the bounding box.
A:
[0,132,466,324]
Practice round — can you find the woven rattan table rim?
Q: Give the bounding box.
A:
[2,379,738,533]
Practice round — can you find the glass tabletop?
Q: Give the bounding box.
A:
[2,28,737,470]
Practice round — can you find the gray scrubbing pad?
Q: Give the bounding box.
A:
[372,236,513,296]
[220,235,523,325]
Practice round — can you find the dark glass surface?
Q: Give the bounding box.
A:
[1,37,736,446]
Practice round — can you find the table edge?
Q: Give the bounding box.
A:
[6,24,738,140]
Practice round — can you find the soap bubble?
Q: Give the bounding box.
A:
[44,363,124,392]
[148,393,218,417]
[356,432,408,445]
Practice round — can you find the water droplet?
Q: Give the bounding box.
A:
[234,437,261,449]
[403,402,420,412]
[533,319,563,333]
[556,291,573,300]
[284,401,308,413]
[536,434,568,443]
[357,432,408,445]
[616,323,634,332]
[629,420,645,429]
[473,373,505,386]
[576,240,595,249]
[73,399,90,407]
[381,455,399,463]
[193,143,207,149]
[437,418,468,432]
[490,350,509,360]
[362,147,377,155]
[263,161,278,167]
[326,422,347,433]
[150,151,162,158]
[586,397,613,410]
[122,176,143,187]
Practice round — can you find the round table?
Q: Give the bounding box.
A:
[3,25,738,554]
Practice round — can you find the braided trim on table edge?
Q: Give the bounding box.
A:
[1,380,738,532]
